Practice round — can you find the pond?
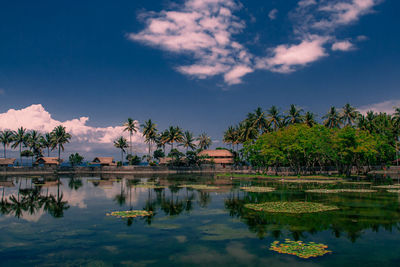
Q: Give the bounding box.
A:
[1,175,400,266]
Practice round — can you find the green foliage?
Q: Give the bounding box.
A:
[305,189,377,193]
[107,210,153,218]
[178,184,219,190]
[240,186,275,192]
[21,150,34,157]
[244,202,339,213]
[270,240,332,259]
[126,154,141,165]
[69,153,84,166]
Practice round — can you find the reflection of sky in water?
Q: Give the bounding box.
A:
[1,176,400,266]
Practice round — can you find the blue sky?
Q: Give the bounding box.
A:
[0,0,399,158]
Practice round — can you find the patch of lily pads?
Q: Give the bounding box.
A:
[240,186,275,193]
[372,185,400,189]
[278,180,340,184]
[106,210,153,218]
[178,185,219,190]
[305,189,377,194]
[270,239,332,259]
[245,202,339,214]
[133,184,166,189]
[387,190,400,194]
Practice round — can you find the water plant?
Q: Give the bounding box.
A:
[240,186,275,193]
[245,202,338,213]
[133,184,166,189]
[305,189,377,194]
[270,239,332,259]
[178,185,219,190]
[372,185,400,189]
[106,210,153,218]
[387,190,400,193]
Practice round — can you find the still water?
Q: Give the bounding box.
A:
[1,175,400,266]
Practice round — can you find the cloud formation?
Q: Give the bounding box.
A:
[0,104,146,158]
[358,100,400,115]
[129,0,382,84]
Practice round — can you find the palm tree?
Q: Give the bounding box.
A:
[285,104,304,125]
[123,118,138,155]
[304,112,317,127]
[141,119,157,160]
[197,133,212,150]
[239,121,257,143]
[51,125,72,163]
[323,107,341,129]
[40,133,53,157]
[114,136,129,163]
[247,107,270,134]
[166,126,184,150]
[341,103,359,126]
[27,130,43,159]
[180,131,196,152]
[393,107,400,127]
[223,126,236,149]
[0,130,15,158]
[267,106,282,131]
[12,127,28,165]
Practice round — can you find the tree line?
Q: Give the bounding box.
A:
[0,126,71,165]
[223,104,400,175]
[114,118,213,164]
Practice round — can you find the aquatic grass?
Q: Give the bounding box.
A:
[245,202,339,214]
[306,189,377,194]
[106,210,153,218]
[178,185,219,190]
[278,180,340,184]
[133,184,166,189]
[387,190,400,193]
[240,186,275,193]
[270,239,332,259]
[372,185,400,189]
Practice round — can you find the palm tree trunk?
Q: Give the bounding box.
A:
[20,143,22,166]
[130,133,132,155]
[47,147,50,157]
[58,144,61,163]
[3,145,6,158]
[121,150,123,164]
[148,142,151,160]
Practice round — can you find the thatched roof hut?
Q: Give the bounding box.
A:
[198,149,234,164]
[0,158,16,166]
[92,157,117,166]
[35,157,61,166]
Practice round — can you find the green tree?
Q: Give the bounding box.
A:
[114,136,129,164]
[51,125,72,163]
[0,130,15,158]
[323,107,341,129]
[197,133,212,150]
[267,106,282,131]
[69,153,84,166]
[341,103,359,126]
[123,118,138,155]
[166,126,184,150]
[142,119,157,160]
[180,131,196,152]
[304,112,317,127]
[11,127,28,165]
[285,104,304,125]
[40,133,53,157]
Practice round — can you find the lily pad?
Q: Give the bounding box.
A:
[372,185,400,189]
[270,239,332,259]
[240,186,275,193]
[178,185,219,190]
[387,190,400,193]
[305,189,377,194]
[245,202,338,213]
[133,184,166,189]
[106,210,153,218]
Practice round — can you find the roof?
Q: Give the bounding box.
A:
[92,157,116,166]
[0,158,16,165]
[159,157,173,165]
[198,149,234,158]
[35,157,61,165]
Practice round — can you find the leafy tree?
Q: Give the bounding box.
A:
[323,106,341,129]
[180,131,196,151]
[341,103,359,126]
[40,133,53,157]
[166,126,184,150]
[0,130,15,158]
[153,149,165,160]
[197,133,212,150]
[114,136,129,164]
[267,105,282,131]
[12,127,28,165]
[142,119,157,160]
[69,153,84,167]
[126,154,141,165]
[51,125,72,163]
[285,104,304,125]
[123,118,138,155]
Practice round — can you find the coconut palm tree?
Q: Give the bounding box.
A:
[197,133,212,150]
[12,127,28,165]
[123,118,138,155]
[304,112,317,127]
[166,126,184,150]
[341,103,359,126]
[223,126,236,149]
[51,125,72,163]
[247,107,270,134]
[180,131,196,152]
[267,106,282,131]
[0,130,15,158]
[393,107,400,127]
[285,104,304,125]
[322,107,341,129]
[141,119,157,160]
[114,136,129,163]
[27,130,43,159]
[40,133,53,157]
[239,121,257,143]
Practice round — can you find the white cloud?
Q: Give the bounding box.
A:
[358,100,400,115]
[128,0,253,85]
[257,36,328,73]
[0,104,146,159]
[268,9,278,20]
[332,40,354,51]
[129,0,382,85]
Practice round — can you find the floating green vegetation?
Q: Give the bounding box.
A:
[305,189,377,194]
[372,185,400,189]
[339,181,372,185]
[133,184,166,189]
[387,190,400,194]
[270,239,332,259]
[106,210,152,218]
[240,186,275,193]
[278,180,340,184]
[178,185,219,190]
[245,202,339,214]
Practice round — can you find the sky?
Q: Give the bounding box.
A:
[0,0,399,160]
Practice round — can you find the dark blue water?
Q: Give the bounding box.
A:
[1,175,400,266]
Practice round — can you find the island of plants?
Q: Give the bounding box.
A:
[245,202,339,214]
[270,239,332,259]
[178,185,219,190]
[305,189,377,194]
[372,185,400,189]
[240,186,275,193]
[387,190,400,194]
[106,210,153,218]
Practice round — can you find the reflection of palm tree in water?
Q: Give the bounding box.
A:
[49,178,69,218]
[0,187,10,215]
[68,178,83,191]
[198,191,211,208]
[114,179,126,206]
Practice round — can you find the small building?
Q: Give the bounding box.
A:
[0,158,16,167]
[35,157,61,166]
[159,157,173,165]
[91,157,117,166]
[198,149,234,165]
